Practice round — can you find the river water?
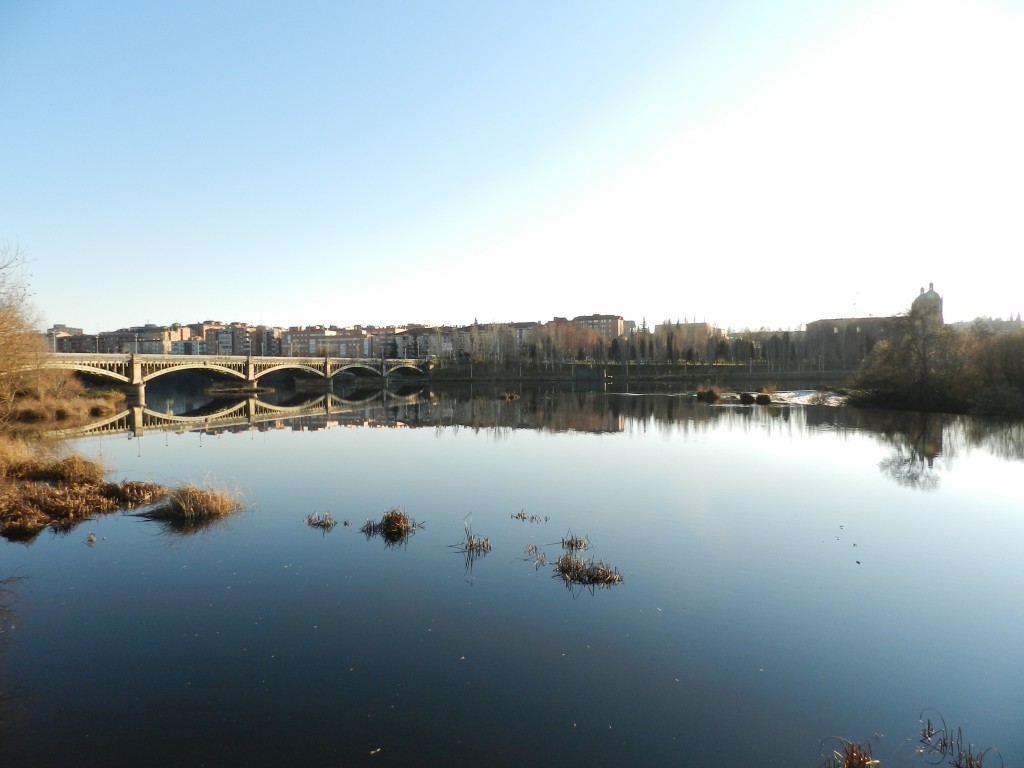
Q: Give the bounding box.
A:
[1,386,1022,767]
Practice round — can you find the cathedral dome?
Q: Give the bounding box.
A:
[911,282,943,325]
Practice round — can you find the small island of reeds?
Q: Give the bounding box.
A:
[0,437,244,541]
[360,507,422,546]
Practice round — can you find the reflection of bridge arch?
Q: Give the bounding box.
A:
[51,390,422,438]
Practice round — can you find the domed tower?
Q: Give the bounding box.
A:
[911,282,943,327]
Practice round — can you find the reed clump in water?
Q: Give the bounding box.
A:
[561,531,590,551]
[820,710,1003,768]
[524,542,547,568]
[554,553,623,587]
[305,512,337,531]
[140,483,243,522]
[819,738,878,768]
[360,507,422,545]
[916,710,1000,768]
[457,520,491,555]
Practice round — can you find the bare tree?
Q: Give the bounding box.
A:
[0,242,45,420]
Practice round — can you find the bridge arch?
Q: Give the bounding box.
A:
[143,362,248,383]
[52,360,131,384]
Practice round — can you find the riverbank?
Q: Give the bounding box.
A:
[425,360,853,391]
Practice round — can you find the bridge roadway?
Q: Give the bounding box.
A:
[49,352,429,405]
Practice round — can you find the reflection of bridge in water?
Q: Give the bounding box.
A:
[48,353,429,407]
[54,390,425,438]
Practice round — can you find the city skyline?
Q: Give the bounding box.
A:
[3,1,1022,333]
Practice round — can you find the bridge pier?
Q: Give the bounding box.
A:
[129,405,145,437]
[126,355,147,407]
[125,383,146,408]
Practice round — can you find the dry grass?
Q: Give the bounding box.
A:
[305,511,337,531]
[0,440,172,541]
[4,379,124,430]
[360,507,422,545]
[0,435,37,479]
[8,453,106,486]
[695,384,721,402]
[554,553,623,587]
[457,518,491,555]
[142,483,243,521]
[453,516,491,572]
[524,542,547,568]
[560,531,590,551]
[819,738,879,768]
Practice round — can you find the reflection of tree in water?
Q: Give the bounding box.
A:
[0,576,27,728]
[874,412,945,491]
[878,444,941,491]
[964,417,1024,462]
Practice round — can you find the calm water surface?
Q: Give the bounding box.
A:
[2,389,1022,767]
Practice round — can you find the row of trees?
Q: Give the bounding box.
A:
[445,319,808,370]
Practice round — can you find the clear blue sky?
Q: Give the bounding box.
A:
[3,0,1021,333]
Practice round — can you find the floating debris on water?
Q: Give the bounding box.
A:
[511,510,549,523]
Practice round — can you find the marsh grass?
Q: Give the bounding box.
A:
[305,511,337,532]
[561,531,590,551]
[554,553,623,587]
[917,710,1002,768]
[360,507,422,546]
[457,521,491,555]
[452,516,491,572]
[7,385,124,429]
[819,737,879,768]
[524,542,547,568]
[141,483,243,522]
[821,711,1004,768]
[695,384,721,402]
[0,440,171,541]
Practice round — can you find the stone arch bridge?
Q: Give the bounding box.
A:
[49,353,429,405]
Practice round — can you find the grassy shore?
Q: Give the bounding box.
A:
[0,437,245,541]
[0,383,243,542]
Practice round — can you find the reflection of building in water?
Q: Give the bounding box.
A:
[805,283,943,370]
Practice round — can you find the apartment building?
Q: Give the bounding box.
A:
[572,314,624,338]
